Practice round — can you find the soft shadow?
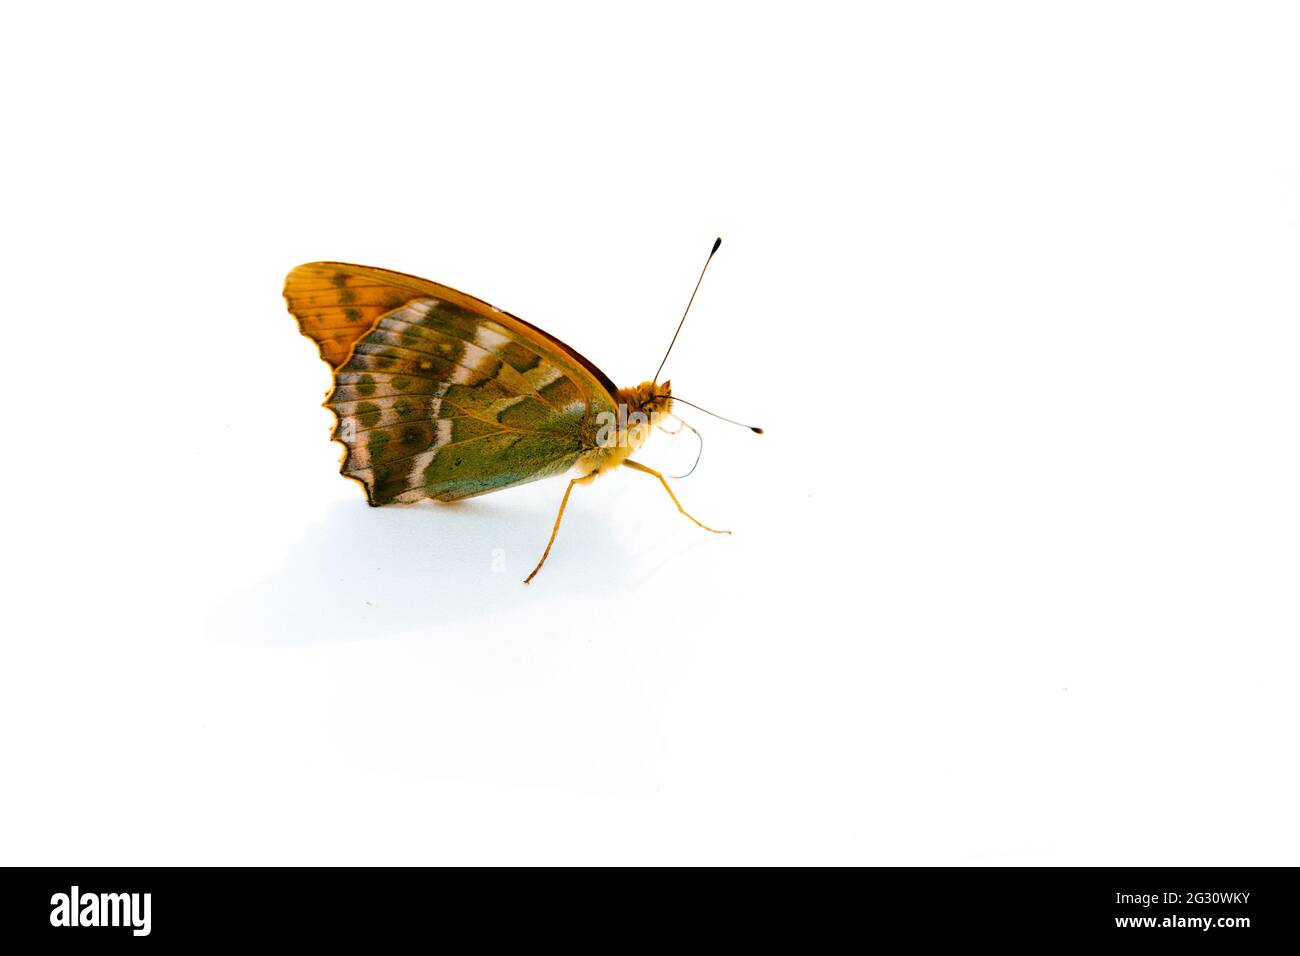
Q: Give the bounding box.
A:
[209,495,629,645]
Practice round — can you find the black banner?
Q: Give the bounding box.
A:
[2,867,1294,945]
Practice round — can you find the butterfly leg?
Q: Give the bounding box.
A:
[622,460,731,534]
[524,474,594,584]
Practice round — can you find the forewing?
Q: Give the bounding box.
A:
[285,262,621,398]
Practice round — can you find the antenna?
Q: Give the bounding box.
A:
[653,237,722,384]
[659,395,763,434]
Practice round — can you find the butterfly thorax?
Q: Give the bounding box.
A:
[575,380,672,479]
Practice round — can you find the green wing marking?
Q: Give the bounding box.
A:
[326,297,617,504]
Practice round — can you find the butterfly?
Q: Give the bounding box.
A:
[284,239,760,583]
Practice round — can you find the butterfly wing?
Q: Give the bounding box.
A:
[285,262,619,504]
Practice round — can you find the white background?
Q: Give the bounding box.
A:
[2,2,1297,865]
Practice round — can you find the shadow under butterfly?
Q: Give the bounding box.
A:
[282,238,761,583]
[207,496,635,645]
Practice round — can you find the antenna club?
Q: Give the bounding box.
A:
[751,426,764,434]
[711,237,722,254]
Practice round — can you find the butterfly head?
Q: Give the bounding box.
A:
[625,380,672,428]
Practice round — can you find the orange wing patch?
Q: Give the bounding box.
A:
[284,263,419,369]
